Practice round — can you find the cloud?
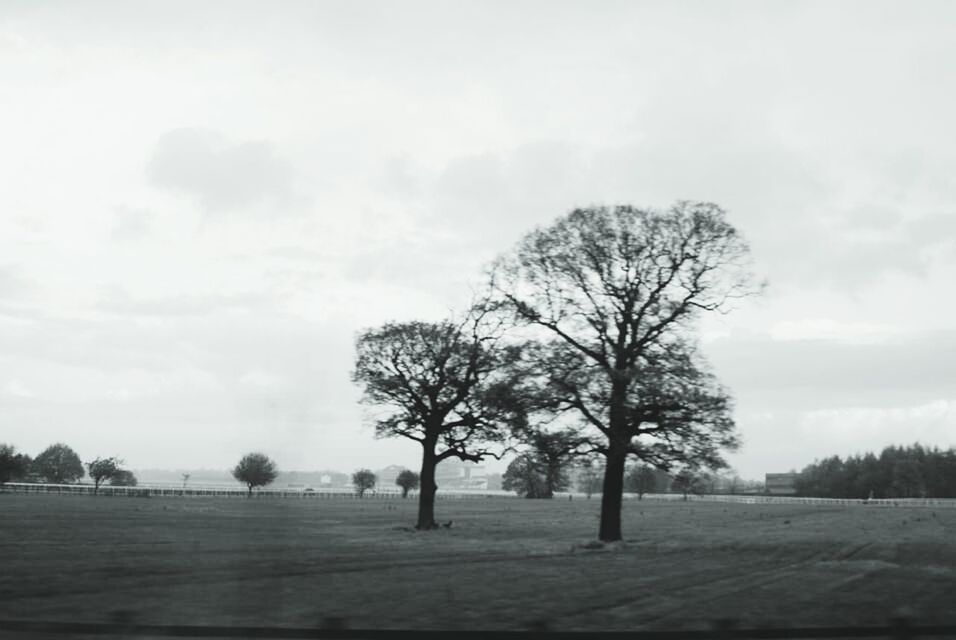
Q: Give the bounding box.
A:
[96,286,275,318]
[110,205,154,241]
[705,330,956,411]
[146,127,309,214]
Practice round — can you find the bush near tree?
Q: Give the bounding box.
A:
[109,469,138,487]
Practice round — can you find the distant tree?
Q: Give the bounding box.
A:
[395,469,419,498]
[528,429,582,497]
[793,444,956,499]
[0,444,32,487]
[671,468,705,500]
[890,459,925,498]
[352,306,525,529]
[232,452,278,497]
[626,465,657,499]
[485,472,503,491]
[109,469,138,487]
[34,443,84,484]
[352,469,377,498]
[576,457,604,498]
[86,457,123,494]
[502,454,549,498]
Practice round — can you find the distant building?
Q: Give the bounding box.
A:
[765,473,798,495]
[435,459,487,490]
[376,464,407,487]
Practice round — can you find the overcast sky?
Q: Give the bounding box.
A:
[2,0,955,480]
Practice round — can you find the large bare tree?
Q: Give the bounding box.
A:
[491,202,759,541]
[352,309,525,529]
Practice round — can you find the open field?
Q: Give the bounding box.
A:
[2,493,955,635]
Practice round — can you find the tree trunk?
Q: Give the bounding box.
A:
[247,485,253,498]
[416,446,438,530]
[598,443,627,541]
[598,378,630,542]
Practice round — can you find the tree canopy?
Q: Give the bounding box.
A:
[0,444,31,486]
[34,443,84,484]
[502,428,581,498]
[232,452,278,497]
[86,457,122,494]
[795,444,956,499]
[491,203,758,541]
[109,469,138,487]
[626,464,659,499]
[395,469,420,498]
[352,469,377,497]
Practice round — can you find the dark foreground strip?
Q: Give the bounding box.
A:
[3,620,956,639]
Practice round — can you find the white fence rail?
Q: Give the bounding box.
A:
[3,483,956,507]
[0,482,515,500]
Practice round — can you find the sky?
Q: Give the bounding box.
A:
[2,0,955,480]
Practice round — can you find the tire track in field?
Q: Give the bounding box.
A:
[551,541,853,628]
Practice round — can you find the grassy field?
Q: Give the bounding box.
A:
[1,493,955,634]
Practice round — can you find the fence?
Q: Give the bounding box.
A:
[0,482,517,500]
[4,483,956,507]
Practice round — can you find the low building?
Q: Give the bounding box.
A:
[765,472,798,495]
[375,464,407,487]
[435,459,487,490]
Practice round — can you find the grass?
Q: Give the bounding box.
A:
[1,493,955,633]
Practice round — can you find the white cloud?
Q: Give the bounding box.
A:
[147,127,310,215]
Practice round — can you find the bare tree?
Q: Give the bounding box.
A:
[352,306,525,529]
[492,203,758,541]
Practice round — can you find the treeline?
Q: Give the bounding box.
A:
[0,442,138,491]
[795,444,956,499]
